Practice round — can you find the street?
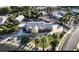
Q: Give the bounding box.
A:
[61,26,79,51]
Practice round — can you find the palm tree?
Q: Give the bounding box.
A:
[50,39,59,51]
[60,13,72,27]
[75,13,79,23]
[31,27,39,51]
[50,33,60,51]
[34,38,39,51]
[40,36,47,51]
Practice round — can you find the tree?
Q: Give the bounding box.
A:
[10,26,19,32]
[0,28,4,34]
[50,39,59,51]
[0,7,8,15]
[20,37,30,45]
[34,38,39,51]
[31,27,39,51]
[60,13,72,25]
[49,33,62,51]
[40,36,47,51]
[75,13,79,23]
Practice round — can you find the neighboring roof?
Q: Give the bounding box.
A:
[39,11,48,15]
[59,11,67,15]
[15,15,24,23]
[53,11,58,14]
[38,17,51,21]
[36,6,47,10]
[51,12,63,19]
[52,11,66,16]
[0,16,8,24]
[59,11,66,14]
[72,8,79,13]
[0,18,3,24]
[53,13,63,19]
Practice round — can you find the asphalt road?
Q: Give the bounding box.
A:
[61,26,79,51]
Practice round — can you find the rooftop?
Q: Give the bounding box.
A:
[72,8,79,13]
[38,17,51,21]
[26,21,53,30]
[15,15,24,23]
[0,16,8,24]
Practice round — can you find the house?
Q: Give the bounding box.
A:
[58,11,67,16]
[15,15,25,23]
[71,8,79,15]
[44,23,53,30]
[51,12,63,20]
[0,16,8,25]
[26,21,53,32]
[38,16,51,22]
[53,13,63,20]
[39,11,48,16]
[51,11,66,20]
[72,8,79,13]
[36,6,47,10]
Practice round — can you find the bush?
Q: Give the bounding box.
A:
[20,37,30,45]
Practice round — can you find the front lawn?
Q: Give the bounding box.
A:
[31,32,63,50]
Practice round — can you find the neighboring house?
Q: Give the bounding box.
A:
[58,11,67,16]
[51,11,66,20]
[39,11,48,16]
[15,15,25,23]
[51,12,63,20]
[53,13,63,20]
[0,16,8,25]
[38,15,57,24]
[71,8,79,15]
[26,21,53,32]
[38,16,51,22]
[36,6,47,10]
[72,8,79,13]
